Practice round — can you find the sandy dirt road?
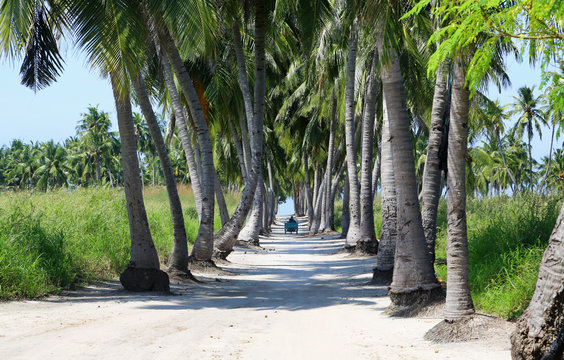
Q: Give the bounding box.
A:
[0,217,512,360]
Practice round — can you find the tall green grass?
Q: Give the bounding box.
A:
[0,186,240,300]
[333,194,560,319]
[433,194,560,319]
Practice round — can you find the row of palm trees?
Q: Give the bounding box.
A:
[0,106,183,189]
[1,0,564,358]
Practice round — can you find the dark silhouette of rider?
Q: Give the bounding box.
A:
[288,216,296,223]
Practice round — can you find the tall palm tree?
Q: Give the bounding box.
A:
[510,86,547,190]
[66,0,168,291]
[380,45,439,310]
[76,106,113,185]
[444,56,474,321]
[34,141,69,190]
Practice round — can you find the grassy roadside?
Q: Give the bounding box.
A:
[333,194,561,320]
[0,186,240,300]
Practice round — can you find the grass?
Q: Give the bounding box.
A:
[1,187,559,319]
[433,194,561,320]
[332,193,560,320]
[0,186,240,300]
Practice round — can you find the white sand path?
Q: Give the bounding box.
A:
[0,216,512,360]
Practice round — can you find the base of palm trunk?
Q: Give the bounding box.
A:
[120,267,170,292]
[511,311,564,360]
[355,238,378,255]
[425,314,511,344]
[166,267,200,283]
[188,256,236,276]
[386,285,444,317]
[371,267,393,285]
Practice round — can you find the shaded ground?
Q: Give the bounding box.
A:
[0,216,512,359]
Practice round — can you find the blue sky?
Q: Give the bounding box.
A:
[0,50,554,160]
[0,52,116,146]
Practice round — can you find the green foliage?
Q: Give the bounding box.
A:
[0,186,240,300]
[434,194,561,319]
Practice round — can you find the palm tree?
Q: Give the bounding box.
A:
[342,21,362,247]
[510,86,547,190]
[76,106,113,185]
[380,44,439,311]
[67,0,168,291]
[420,59,450,266]
[444,56,474,321]
[132,74,192,275]
[34,141,69,190]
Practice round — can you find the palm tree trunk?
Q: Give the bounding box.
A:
[157,26,215,262]
[312,167,319,215]
[95,154,101,185]
[445,57,474,320]
[344,22,362,247]
[304,152,315,228]
[111,75,168,292]
[374,102,397,276]
[494,127,517,193]
[239,111,252,177]
[267,159,276,228]
[420,60,450,267]
[238,173,264,245]
[381,47,438,310]
[341,171,350,238]
[359,48,379,250]
[157,47,204,218]
[511,202,564,359]
[322,89,337,232]
[540,122,556,191]
[214,169,229,227]
[132,74,189,272]
[371,153,381,200]
[232,18,255,140]
[229,117,248,183]
[213,2,266,257]
[310,178,326,235]
[529,131,533,191]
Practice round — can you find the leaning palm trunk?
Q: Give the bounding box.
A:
[371,153,381,200]
[112,75,168,292]
[322,90,337,232]
[214,170,229,226]
[132,74,189,272]
[267,160,276,229]
[444,58,474,320]
[341,171,351,238]
[382,47,438,310]
[344,22,362,247]
[358,48,379,252]
[157,47,204,218]
[310,175,326,235]
[157,27,215,262]
[213,3,266,257]
[229,117,248,183]
[511,201,564,359]
[374,102,397,279]
[304,152,315,228]
[420,60,450,267]
[238,175,264,245]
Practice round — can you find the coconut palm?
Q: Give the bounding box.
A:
[444,56,474,320]
[34,141,69,190]
[76,106,114,185]
[510,86,547,190]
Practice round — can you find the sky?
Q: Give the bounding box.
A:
[0,48,553,160]
[0,51,117,146]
